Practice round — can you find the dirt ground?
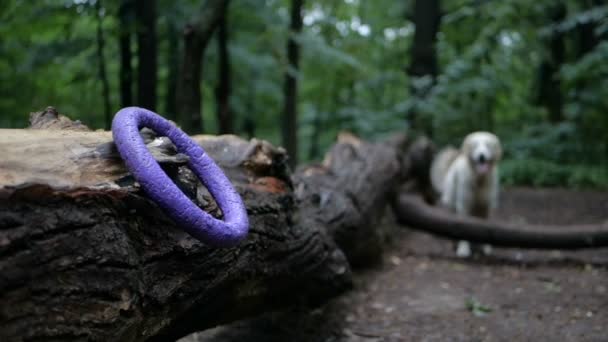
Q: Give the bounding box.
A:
[183,188,608,342]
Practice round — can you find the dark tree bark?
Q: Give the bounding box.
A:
[179,29,204,133]
[118,0,134,108]
[95,0,111,130]
[177,0,230,134]
[0,111,418,340]
[0,111,352,341]
[282,0,304,168]
[536,3,566,123]
[296,133,409,267]
[576,0,604,57]
[215,9,233,134]
[135,0,157,110]
[577,22,599,58]
[165,19,179,121]
[407,0,441,136]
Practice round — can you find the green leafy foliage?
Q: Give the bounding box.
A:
[501,159,608,189]
[0,0,606,188]
[465,297,493,317]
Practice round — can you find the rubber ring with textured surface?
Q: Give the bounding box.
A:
[111,107,249,247]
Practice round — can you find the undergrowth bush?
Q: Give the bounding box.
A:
[501,158,608,189]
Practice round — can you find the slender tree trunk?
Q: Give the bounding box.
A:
[177,0,230,134]
[118,0,133,108]
[242,71,257,139]
[282,0,304,167]
[179,30,204,133]
[407,0,441,136]
[135,0,157,111]
[577,0,604,57]
[215,10,233,134]
[537,3,566,123]
[165,20,179,121]
[95,0,111,130]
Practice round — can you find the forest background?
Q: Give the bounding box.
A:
[1,0,607,188]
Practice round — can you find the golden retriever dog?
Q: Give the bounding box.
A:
[430,132,502,257]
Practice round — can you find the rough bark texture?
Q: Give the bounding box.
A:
[282,0,304,167]
[177,0,230,134]
[135,0,157,111]
[0,111,353,341]
[294,133,410,267]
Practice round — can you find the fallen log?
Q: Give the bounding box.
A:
[294,132,408,267]
[393,193,608,249]
[0,110,356,341]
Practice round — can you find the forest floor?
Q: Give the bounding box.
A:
[183,188,608,342]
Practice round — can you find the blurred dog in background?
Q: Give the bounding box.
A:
[430,132,502,257]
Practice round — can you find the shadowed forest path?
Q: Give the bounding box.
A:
[184,188,608,342]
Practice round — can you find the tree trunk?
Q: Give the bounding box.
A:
[165,19,179,121]
[282,0,304,168]
[215,9,233,134]
[242,71,258,139]
[95,0,111,130]
[177,0,230,134]
[536,3,565,123]
[135,0,157,110]
[407,0,441,136]
[119,0,134,108]
[576,0,603,58]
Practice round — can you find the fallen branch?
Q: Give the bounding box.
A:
[393,193,608,249]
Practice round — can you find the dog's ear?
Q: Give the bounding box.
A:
[461,134,475,158]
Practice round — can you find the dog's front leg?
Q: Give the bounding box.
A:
[490,168,500,213]
[454,174,474,258]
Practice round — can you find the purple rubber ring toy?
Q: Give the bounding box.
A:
[112,107,249,247]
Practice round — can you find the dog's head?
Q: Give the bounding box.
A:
[461,132,502,177]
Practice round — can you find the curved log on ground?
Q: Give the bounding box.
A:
[0,110,354,341]
[393,193,608,249]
